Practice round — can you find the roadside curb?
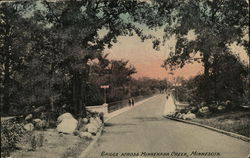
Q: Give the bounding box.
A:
[163,115,250,142]
[78,125,104,158]
[78,95,159,158]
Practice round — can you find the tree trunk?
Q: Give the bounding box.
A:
[3,21,11,114]
[3,57,10,113]
[72,70,86,116]
[72,71,78,115]
[203,52,210,103]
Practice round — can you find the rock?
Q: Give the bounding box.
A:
[36,120,47,129]
[86,123,98,135]
[73,130,80,136]
[79,125,88,132]
[198,106,211,116]
[90,117,100,129]
[82,118,89,124]
[94,117,102,127]
[79,132,93,139]
[175,113,182,118]
[57,113,73,123]
[199,106,210,113]
[33,118,42,123]
[34,106,46,113]
[183,113,196,120]
[217,105,226,112]
[25,114,33,121]
[24,123,34,131]
[56,118,78,134]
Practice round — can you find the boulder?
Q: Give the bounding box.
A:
[90,117,100,129]
[25,114,33,121]
[56,118,78,134]
[57,113,73,123]
[217,105,226,112]
[175,113,182,118]
[79,132,93,139]
[24,123,34,131]
[86,123,98,135]
[95,117,102,126]
[36,120,47,129]
[198,106,211,116]
[183,113,196,120]
[33,118,42,123]
[199,106,210,114]
[82,118,89,124]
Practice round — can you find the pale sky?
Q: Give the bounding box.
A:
[104,30,248,80]
[104,34,204,80]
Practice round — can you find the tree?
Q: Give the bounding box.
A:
[1,0,156,116]
[0,2,32,113]
[156,0,249,102]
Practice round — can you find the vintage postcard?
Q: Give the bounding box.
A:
[0,0,249,158]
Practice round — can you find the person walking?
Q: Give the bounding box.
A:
[128,98,131,107]
[131,98,135,106]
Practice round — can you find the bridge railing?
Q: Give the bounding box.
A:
[107,94,153,113]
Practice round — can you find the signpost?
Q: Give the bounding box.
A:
[100,85,109,104]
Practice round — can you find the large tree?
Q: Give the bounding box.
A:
[153,0,249,102]
[1,0,156,116]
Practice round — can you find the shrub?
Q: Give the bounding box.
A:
[29,132,45,151]
[1,120,25,157]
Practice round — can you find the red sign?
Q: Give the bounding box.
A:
[100,85,109,89]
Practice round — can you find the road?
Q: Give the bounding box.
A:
[85,94,249,158]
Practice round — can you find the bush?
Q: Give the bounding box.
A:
[1,120,25,157]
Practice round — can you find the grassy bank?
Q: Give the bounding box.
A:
[10,129,92,158]
[192,111,250,137]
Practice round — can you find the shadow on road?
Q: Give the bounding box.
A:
[104,122,136,127]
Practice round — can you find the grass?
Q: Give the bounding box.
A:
[10,129,92,158]
[192,111,250,137]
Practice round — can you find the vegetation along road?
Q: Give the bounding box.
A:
[84,94,249,158]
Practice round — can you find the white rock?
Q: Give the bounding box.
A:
[183,113,196,120]
[79,132,93,139]
[24,123,34,131]
[90,117,100,129]
[86,123,98,135]
[82,118,89,124]
[218,105,226,112]
[25,114,33,121]
[57,113,73,123]
[56,118,78,134]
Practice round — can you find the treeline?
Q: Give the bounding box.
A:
[172,53,249,110]
[0,1,168,116]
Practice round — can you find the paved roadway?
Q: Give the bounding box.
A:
[85,94,249,158]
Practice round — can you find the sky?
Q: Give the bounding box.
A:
[104,30,248,80]
[105,35,203,80]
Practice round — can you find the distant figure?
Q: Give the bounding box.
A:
[131,98,135,106]
[128,99,132,107]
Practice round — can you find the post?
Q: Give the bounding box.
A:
[100,85,109,104]
[104,88,107,104]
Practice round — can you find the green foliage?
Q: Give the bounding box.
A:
[174,54,248,110]
[1,120,25,157]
